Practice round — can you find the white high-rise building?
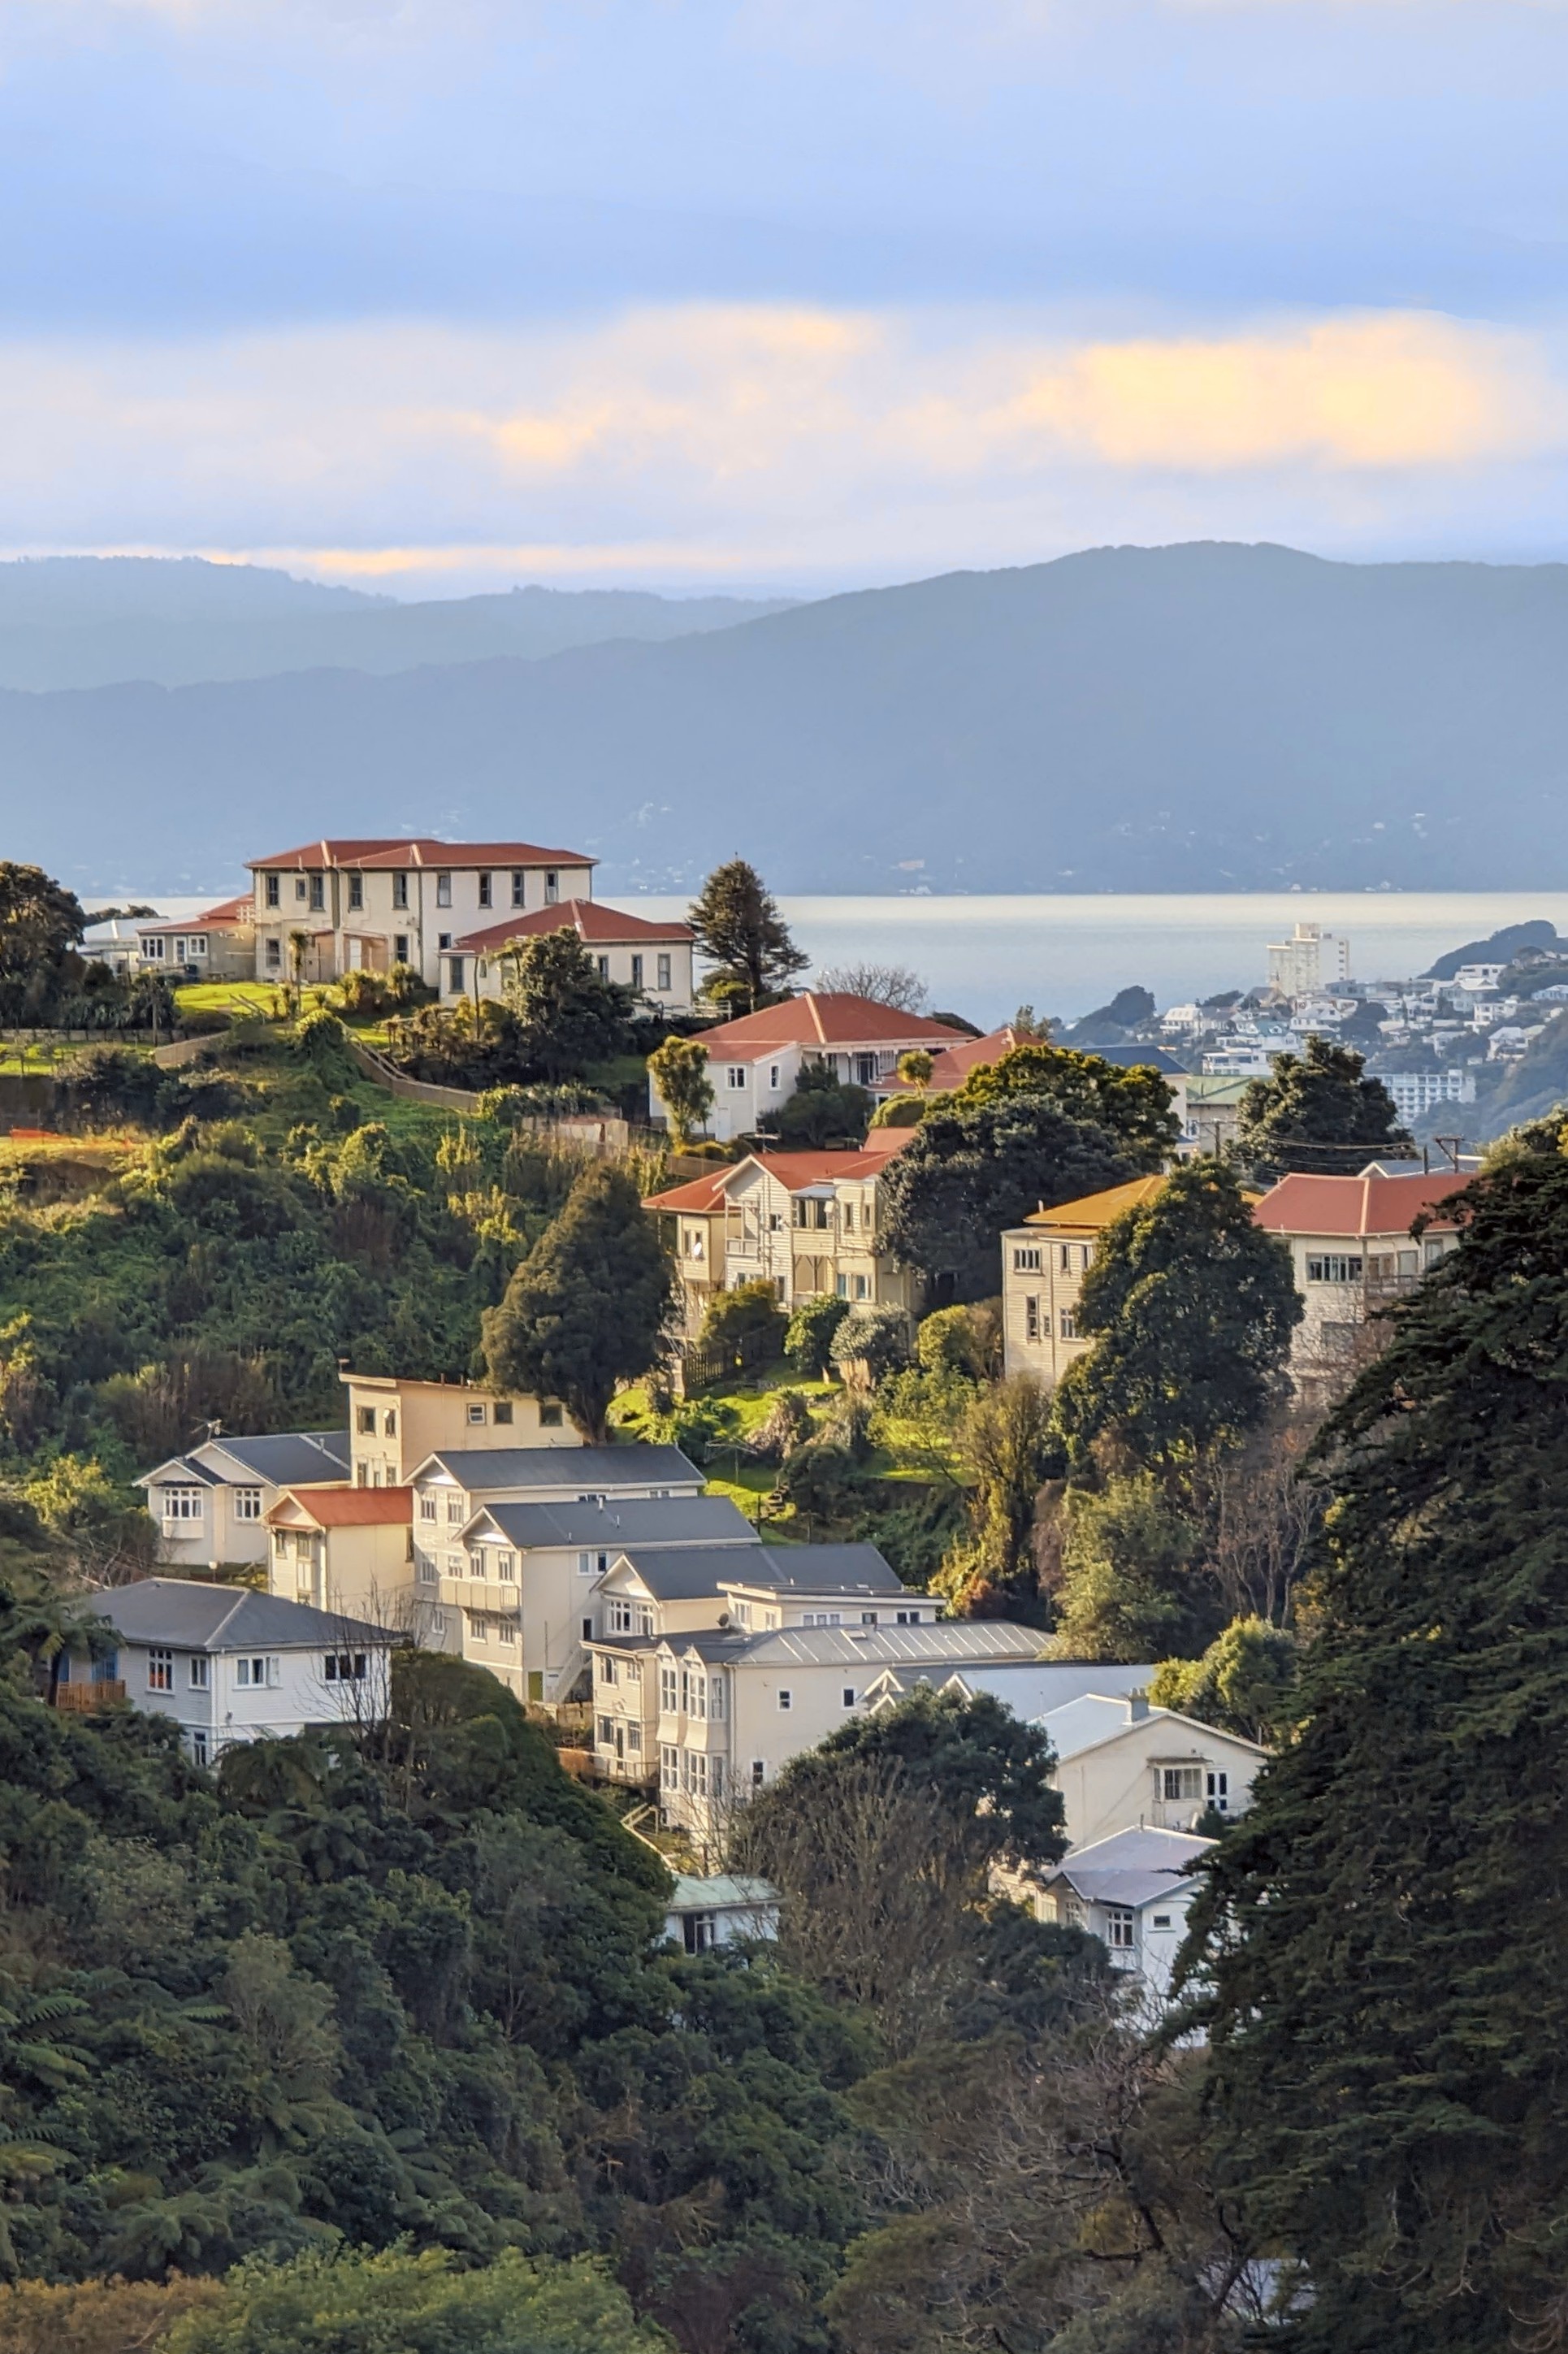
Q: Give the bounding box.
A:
[1267,922,1351,996]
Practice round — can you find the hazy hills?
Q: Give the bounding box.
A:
[0,557,794,691]
[6,541,1568,896]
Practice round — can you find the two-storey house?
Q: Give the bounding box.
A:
[1032,1827,1216,2003]
[645,1132,917,1336]
[1001,1177,1168,1384]
[266,1485,415,1622]
[409,1443,704,1680]
[138,1429,351,1571]
[1033,1692,1266,1849]
[59,1580,396,1767]
[445,899,696,1014]
[652,992,969,1144]
[1250,1166,1462,1385]
[246,839,595,991]
[341,1369,581,1488]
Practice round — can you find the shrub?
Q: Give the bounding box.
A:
[60,1046,164,1128]
[784,1292,850,1377]
[772,1437,866,1523]
[293,1008,352,1077]
[868,1093,928,1129]
[174,1008,233,1038]
[700,1278,787,1355]
[657,1396,741,1469]
[743,1387,815,1463]
[916,1302,994,1380]
[337,969,392,1017]
[829,1303,912,1388]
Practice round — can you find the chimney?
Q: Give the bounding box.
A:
[1127,1693,1149,1723]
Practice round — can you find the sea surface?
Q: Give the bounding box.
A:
[636,892,1568,1026]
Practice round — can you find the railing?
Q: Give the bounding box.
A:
[54,1680,125,1710]
[676,1323,784,1395]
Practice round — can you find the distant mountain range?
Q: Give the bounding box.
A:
[5,541,1568,897]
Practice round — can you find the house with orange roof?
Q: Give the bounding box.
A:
[266,1482,415,1623]
[645,1129,919,1333]
[1001,1177,1172,1382]
[245,837,596,991]
[653,991,970,1144]
[134,894,254,982]
[441,896,695,1013]
[1252,1165,1463,1381]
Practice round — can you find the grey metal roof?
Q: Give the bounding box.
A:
[667,1875,778,1913]
[943,1663,1153,1718]
[723,1542,903,1596]
[1037,1694,1267,1762]
[137,1430,349,1490]
[416,1443,703,1492]
[662,1628,752,1663]
[97,1578,394,1652]
[1048,1825,1215,1909]
[686,1620,1046,1670]
[615,1543,773,1599]
[470,1494,754,1550]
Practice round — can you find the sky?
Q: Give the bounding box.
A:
[5,0,1568,596]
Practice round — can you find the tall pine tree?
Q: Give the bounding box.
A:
[1190,1122,1568,2352]
[687,858,808,1012]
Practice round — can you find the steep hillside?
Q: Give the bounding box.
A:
[6,541,1568,895]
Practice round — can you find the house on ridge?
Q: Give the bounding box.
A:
[652,991,970,1144]
[440,898,695,1013]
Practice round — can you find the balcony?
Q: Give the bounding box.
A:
[54,1680,125,1711]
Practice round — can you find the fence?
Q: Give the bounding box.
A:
[343,1035,484,1113]
[675,1322,784,1396]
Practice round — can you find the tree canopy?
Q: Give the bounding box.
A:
[498,927,637,1081]
[953,1043,1180,1166]
[483,1163,675,1440]
[647,1034,713,1147]
[1051,1160,1301,1472]
[1234,1034,1412,1180]
[687,860,808,1013]
[1189,1123,1568,2352]
[0,864,86,1023]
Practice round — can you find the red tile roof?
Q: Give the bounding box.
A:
[138,894,253,934]
[697,993,968,1055]
[455,898,692,953]
[643,1167,734,1214]
[247,839,594,872]
[1252,1170,1463,1240]
[927,1025,1021,1089]
[644,1133,914,1212]
[268,1485,414,1527]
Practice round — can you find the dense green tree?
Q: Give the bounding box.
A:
[687,861,808,1013]
[1149,1616,1298,1745]
[938,1375,1056,1619]
[1234,1034,1412,1180]
[761,1060,872,1148]
[483,1164,676,1439]
[827,1303,910,1386]
[881,1097,1135,1303]
[500,930,637,1082]
[1052,1161,1301,1474]
[1190,1124,1568,2352]
[647,1034,714,1147]
[783,1294,849,1378]
[698,1278,786,1355]
[1046,1473,1202,1662]
[955,1043,1180,1165]
[0,865,84,1024]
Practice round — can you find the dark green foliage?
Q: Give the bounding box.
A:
[646,1036,713,1148]
[698,1280,786,1355]
[499,930,638,1082]
[1190,1125,1568,2351]
[827,1304,910,1385]
[760,1063,871,1148]
[1052,1161,1301,1473]
[881,1095,1137,1303]
[771,1437,867,1525]
[1149,1616,1298,1744]
[782,1294,848,1378]
[0,865,84,1023]
[687,860,808,1014]
[954,1043,1180,1164]
[815,1687,1068,1874]
[483,1164,676,1441]
[1235,1034,1412,1179]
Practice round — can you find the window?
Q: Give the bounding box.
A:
[661,1665,678,1712]
[431,1611,447,1635]
[609,1598,635,1634]
[1162,1767,1203,1802]
[190,1729,209,1765]
[188,1654,209,1689]
[769,1064,780,1089]
[842,1201,855,1231]
[324,1653,368,1681]
[496,1551,516,1582]
[1025,1295,1040,1342]
[778,1689,792,1711]
[469,1613,492,1643]
[494,1400,513,1424]
[625,1722,640,1751]
[861,1611,878,1625]
[855,1052,877,1086]
[842,1686,856,1708]
[803,1611,842,1627]
[582,1615,594,1641]
[752,1759,766,1788]
[657,953,672,991]
[392,871,409,909]
[478,873,492,908]
[1105,1906,1136,1950]
[1152,1913,1172,1929]
[264,938,282,969]
[467,1402,487,1425]
[539,1402,564,1428]
[596,955,610,979]
[309,874,325,910]
[446,1551,462,1578]
[356,1405,376,1434]
[599,1654,617,1684]
[419,1493,438,1521]
[630,953,644,989]
[383,1408,396,1437]
[498,1619,516,1647]
[1306,1254,1364,1284]
[265,873,280,908]
[233,1487,263,1522]
[682,1910,716,1954]
[727,1065,747,1090]
[852,1273,869,1300]
[544,869,559,903]
[295,878,308,902]
[511,869,525,908]
[686,1229,705,1260]
[709,1676,725,1720]
[348,874,363,910]
[436,872,453,907]
[446,1494,464,1523]
[661,1744,680,1791]
[895,1608,923,1625]
[1014,1245,1042,1272]
[236,1657,277,1688]
[1059,1308,1077,1341]
[598,1715,615,1746]
[393,933,409,965]
[448,957,466,994]
[162,1485,202,1521]
[1206,1770,1230,1811]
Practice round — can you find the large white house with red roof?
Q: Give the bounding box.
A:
[440,896,696,1014]
[645,1129,918,1333]
[1252,1165,1463,1379]
[246,837,596,991]
[653,991,970,1143]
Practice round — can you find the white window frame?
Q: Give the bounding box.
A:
[232,1487,263,1522]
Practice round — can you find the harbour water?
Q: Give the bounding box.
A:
[638,892,1568,1027]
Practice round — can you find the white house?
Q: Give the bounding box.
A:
[453,1492,756,1706]
[665,1874,780,1954]
[1034,1693,1267,1849]
[652,991,970,1144]
[66,1579,396,1766]
[134,895,255,982]
[1033,1826,1215,2001]
[246,838,596,991]
[138,1430,351,1571]
[445,898,696,1015]
[1251,1166,1463,1383]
